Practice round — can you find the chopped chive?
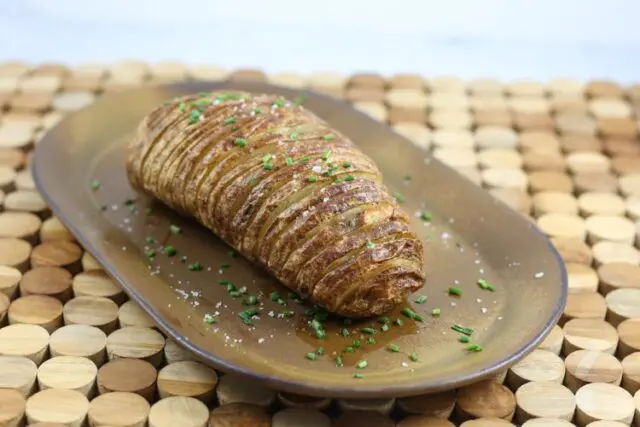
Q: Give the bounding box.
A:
[354,373,364,379]
[170,224,181,234]
[361,328,376,335]
[226,283,236,292]
[466,344,483,352]
[163,245,177,257]
[188,263,203,271]
[224,117,236,125]
[402,307,424,322]
[219,280,232,286]
[228,250,237,258]
[298,156,311,163]
[356,360,368,369]
[290,131,299,141]
[146,236,156,244]
[388,344,400,353]
[342,162,352,168]
[178,102,186,112]
[415,295,427,304]
[381,323,390,332]
[315,347,324,356]
[477,278,495,291]
[269,291,280,302]
[315,329,327,339]
[366,337,376,345]
[323,134,335,141]
[403,174,412,182]
[344,175,355,182]
[145,207,153,216]
[229,291,241,298]
[180,256,187,263]
[420,210,432,221]
[203,313,216,324]
[336,354,344,367]
[247,295,258,305]
[378,316,390,324]
[322,149,331,161]
[448,287,463,296]
[220,262,230,269]
[451,325,474,336]
[344,346,354,353]
[90,180,101,191]
[234,138,247,147]
[410,352,419,362]
[293,95,307,105]
[307,176,317,183]
[366,239,375,249]
[254,107,262,114]
[273,97,286,108]
[394,192,406,204]
[353,339,361,349]
[145,249,156,258]
[188,109,201,124]
[458,335,471,343]
[285,157,293,166]
[279,310,294,317]
[306,352,316,360]
[100,205,107,211]
[431,308,441,317]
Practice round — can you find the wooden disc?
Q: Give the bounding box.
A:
[585,215,635,245]
[49,324,107,367]
[39,217,74,242]
[586,421,630,427]
[567,263,599,294]
[564,350,623,392]
[619,174,640,197]
[118,301,156,329]
[97,358,157,402]
[4,191,48,217]
[481,168,528,190]
[0,355,37,396]
[25,389,89,427]
[456,380,516,420]
[489,188,532,215]
[37,356,97,397]
[276,392,332,411]
[605,289,640,326]
[105,326,165,368]
[522,418,575,427]
[163,338,195,364]
[507,350,565,390]
[562,292,607,323]
[271,408,331,427]
[428,110,472,129]
[0,324,49,365]
[0,124,33,151]
[433,148,477,168]
[30,241,82,273]
[592,242,640,268]
[8,295,63,333]
[475,126,518,148]
[209,403,272,427]
[398,416,457,427]
[578,193,626,217]
[573,173,618,195]
[537,214,586,241]
[0,238,32,272]
[87,391,150,427]
[396,390,457,417]
[598,263,640,294]
[522,151,566,172]
[157,361,218,403]
[72,270,124,304]
[529,172,573,193]
[427,76,465,93]
[336,397,395,415]
[563,318,619,355]
[215,373,276,408]
[621,353,640,395]
[0,291,8,325]
[63,296,119,333]
[431,129,475,149]
[0,212,41,243]
[574,383,634,426]
[0,265,21,298]
[538,325,565,355]
[51,92,95,112]
[617,318,640,358]
[477,149,522,169]
[392,124,431,150]
[81,252,102,271]
[532,192,578,217]
[0,388,25,427]
[460,419,514,427]
[612,158,640,176]
[19,267,73,302]
[566,152,611,174]
[332,411,395,427]
[148,396,209,427]
[515,381,576,422]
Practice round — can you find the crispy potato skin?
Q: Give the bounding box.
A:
[126,91,425,317]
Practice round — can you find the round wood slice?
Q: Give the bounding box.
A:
[0,292,8,326]
[118,301,156,329]
[550,237,592,266]
[598,263,640,295]
[81,252,102,271]
[578,193,625,217]
[39,217,75,242]
[276,392,331,411]
[0,388,25,427]
[87,391,150,427]
[521,418,576,427]
[459,419,515,427]
[0,355,37,396]
[537,214,586,241]
[4,191,48,217]
[332,411,395,427]
[563,318,619,355]
[49,324,107,367]
[215,373,276,408]
[0,212,41,243]
[396,390,457,417]
[8,295,63,333]
[271,408,331,427]
[515,381,576,422]
[163,338,195,364]
[585,215,635,245]
[621,353,640,395]
[97,358,157,402]
[336,397,395,416]
[105,326,165,368]
[148,396,209,427]
[157,361,218,404]
[25,389,89,427]
[398,416,457,427]
[592,242,640,268]
[532,192,578,217]
[72,270,124,304]
[19,267,73,302]
[456,379,516,421]
[30,241,82,274]
[574,383,634,426]
[63,296,119,333]
[617,318,640,359]
[605,289,640,326]
[37,355,97,397]
[564,350,623,392]
[208,403,272,427]
[562,292,607,323]
[0,238,32,272]
[0,266,21,299]
[14,170,35,192]
[0,324,49,365]
[507,349,565,390]
[567,263,599,294]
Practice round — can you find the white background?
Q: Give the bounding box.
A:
[1,0,639,83]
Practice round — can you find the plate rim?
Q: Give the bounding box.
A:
[33,80,568,398]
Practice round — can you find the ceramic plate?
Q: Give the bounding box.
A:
[33,80,567,398]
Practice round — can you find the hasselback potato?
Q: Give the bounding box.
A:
[126,91,425,317]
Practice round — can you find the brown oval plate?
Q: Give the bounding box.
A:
[33,80,567,398]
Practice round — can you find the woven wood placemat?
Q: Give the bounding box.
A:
[0,60,639,427]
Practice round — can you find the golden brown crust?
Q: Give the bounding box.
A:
[126,91,425,317]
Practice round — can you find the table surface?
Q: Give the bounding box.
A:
[2,0,640,82]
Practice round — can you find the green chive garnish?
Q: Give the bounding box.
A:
[420,211,432,221]
[466,344,483,352]
[448,287,463,296]
[269,291,280,302]
[169,224,181,234]
[415,295,427,304]
[410,352,419,362]
[402,308,423,322]
[394,318,404,326]
[353,339,361,349]
[145,249,156,258]
[322,149,331,161]
[203,313,216,324]
[178,102,186,112]
[431,308,441,317]
[394,192,406,204]
[380,323,389,332]
[273,97,285,108]
[91,180,101,191]
[254,107,262,114]
[306,352,316,360]
[342,162,351,168]
[356,360,368,369]
[316,347,324,356]
[341,328,350,337]
[290,131,299,141]
[323,134,334,141]
[404,174,412,182]
[344,346,354,353]
[451,325,474,336]
[224,117,236,125]
[366,337,376,345]
[285,157,293,166]
[336,355,344,367]
[459,335,471,343]
[361,328,376,335]
[188,263,203,271]
[354,373,364,379]
[247,295,258,305]
[388,344,400,352]
[344,175,355,182]
[146,236,156,244]
[163,245,177,257]
[477,278,495,291]
[366,240,375,249]
[307,176,317,183]
[188,110,201,124]
[234,138,247,147]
